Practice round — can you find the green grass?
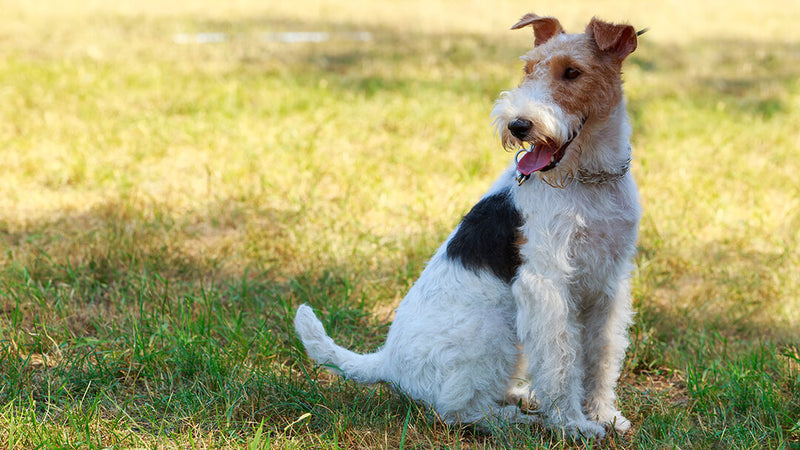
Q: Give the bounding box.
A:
[1,1,799,448]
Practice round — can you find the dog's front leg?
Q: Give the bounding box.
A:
[513,269,605,439]
[580,277,634,434]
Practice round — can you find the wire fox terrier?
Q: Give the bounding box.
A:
[295,14,641,439]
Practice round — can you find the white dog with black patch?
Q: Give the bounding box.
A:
[294,14,642,439]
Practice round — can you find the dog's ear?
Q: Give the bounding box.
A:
[587,17,638,61]
[511,14,564,47]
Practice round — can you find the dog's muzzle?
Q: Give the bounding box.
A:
[511,118,583,185]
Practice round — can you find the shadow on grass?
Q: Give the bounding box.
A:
[1,210,397,445]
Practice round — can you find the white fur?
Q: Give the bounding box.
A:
[491,83,576,146]
[294,20,641,439]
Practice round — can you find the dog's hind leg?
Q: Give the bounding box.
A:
[470,405,542,430]
[438,401,540,429]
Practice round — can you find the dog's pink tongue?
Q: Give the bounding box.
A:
[517,145,554,175]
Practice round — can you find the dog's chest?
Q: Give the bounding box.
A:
[513,180,639,279]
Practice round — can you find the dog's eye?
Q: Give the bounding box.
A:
[563,67,581,80]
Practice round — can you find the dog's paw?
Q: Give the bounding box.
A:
[555,419,606,440]
[601,411,631,434]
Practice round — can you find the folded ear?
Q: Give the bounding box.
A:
[588,17,638,61]
[511,14,564,47]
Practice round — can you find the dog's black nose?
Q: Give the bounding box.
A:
[508,118,533,139]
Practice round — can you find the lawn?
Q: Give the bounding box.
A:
[1,0,799,448]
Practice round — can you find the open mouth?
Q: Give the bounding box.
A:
[515,127,581,176]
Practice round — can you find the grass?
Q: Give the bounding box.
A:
[1,0,799,448]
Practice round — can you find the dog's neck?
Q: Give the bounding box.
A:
[576,155,631,184]
[574,101,633,184]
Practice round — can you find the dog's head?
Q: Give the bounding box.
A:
[491,15,638,187]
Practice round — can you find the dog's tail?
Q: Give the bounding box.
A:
[294,304,387,384]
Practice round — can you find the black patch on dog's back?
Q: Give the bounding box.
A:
[446,189,523,283]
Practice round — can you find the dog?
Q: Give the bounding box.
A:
[294,14,641,439]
